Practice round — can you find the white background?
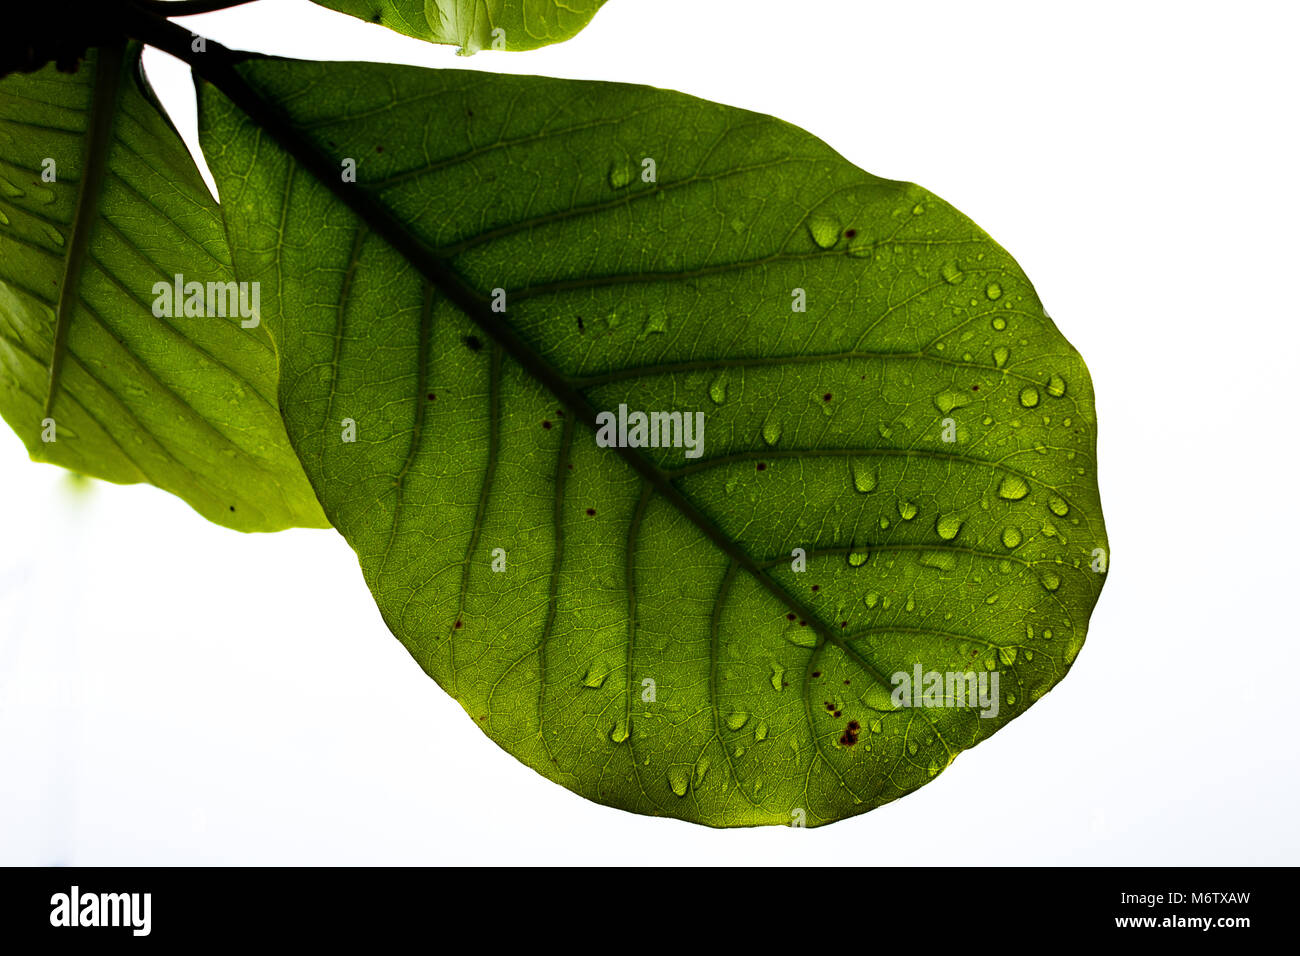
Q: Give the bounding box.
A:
[2,0,1296,865]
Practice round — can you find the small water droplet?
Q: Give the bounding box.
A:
[610,718,629,743]
[998,645,1018,666]
[848,548,869,567]
[608,160,633,189]
[770,663,786,691]
[1019,386,1040,408]
[992,345,1009,367]
[997,476,1030,500]
[940,260,963,284]
[985,282,1003,300]
[582,661,610,688]
[638,310,668,340]
[936,514,963,540]
[786,628,816,649]
[1039,570,1061,591]
[1001,526,1022,549]
[726,710,749,731]
[708,371,728,404]
[920,551,957,572]
[991,316,1007,331]
[668,767,689,796]
[754,721,768,742]
[851,458,877,493]
[807,214,840,249]
[897,500,918,520]
[933,389,971,414]
[761,416,782,446]
[1046,373,1067,398]
[1048,495,1069,516]
[863,591,879,609]
[693,757,710,786]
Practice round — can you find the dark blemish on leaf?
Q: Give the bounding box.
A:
[567,464,574,470]
[843,679,850,685]
[812,671,821,678]
[464,335,483,351]
[542,420,552,429]
[576,316,585,332]
[427,392,436,401]
[556,409,564,417]
[756,462,767,471]
[586,508,596,516]
[844,228,857,239]
[799,620,807,627]
[786,613,796,621]
[823,393,832,402]
[840,720,860,747]
[833,710,842,718]
[454,620,463,629]
[811,584,820,592]
[375,146,384,153]
[229,506,235,512]
[972,384,980,391]
[840,621,848,628]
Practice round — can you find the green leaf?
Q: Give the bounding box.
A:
[312,0,608,54]
[198,57,1108,825]
[0,42,327,531]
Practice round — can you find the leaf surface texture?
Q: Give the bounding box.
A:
[199,58,1108,825]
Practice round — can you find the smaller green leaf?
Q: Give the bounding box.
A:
[0,42,327,531]
[313,0,608,54]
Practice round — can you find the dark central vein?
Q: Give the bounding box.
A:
[138,19,878,670]
[45,38,124,416]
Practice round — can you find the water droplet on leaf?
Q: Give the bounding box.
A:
[997,476,1030,500]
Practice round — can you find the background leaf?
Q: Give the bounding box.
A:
[312,0,608,54]
[0,43,327,532]
[199,57,1107,825]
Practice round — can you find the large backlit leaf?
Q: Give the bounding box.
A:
[198,57,1108,825]
[0,43,326,531]
[313,0,608,54]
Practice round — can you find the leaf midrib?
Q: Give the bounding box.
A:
[45,39,125,417]
[156,24,893,686]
